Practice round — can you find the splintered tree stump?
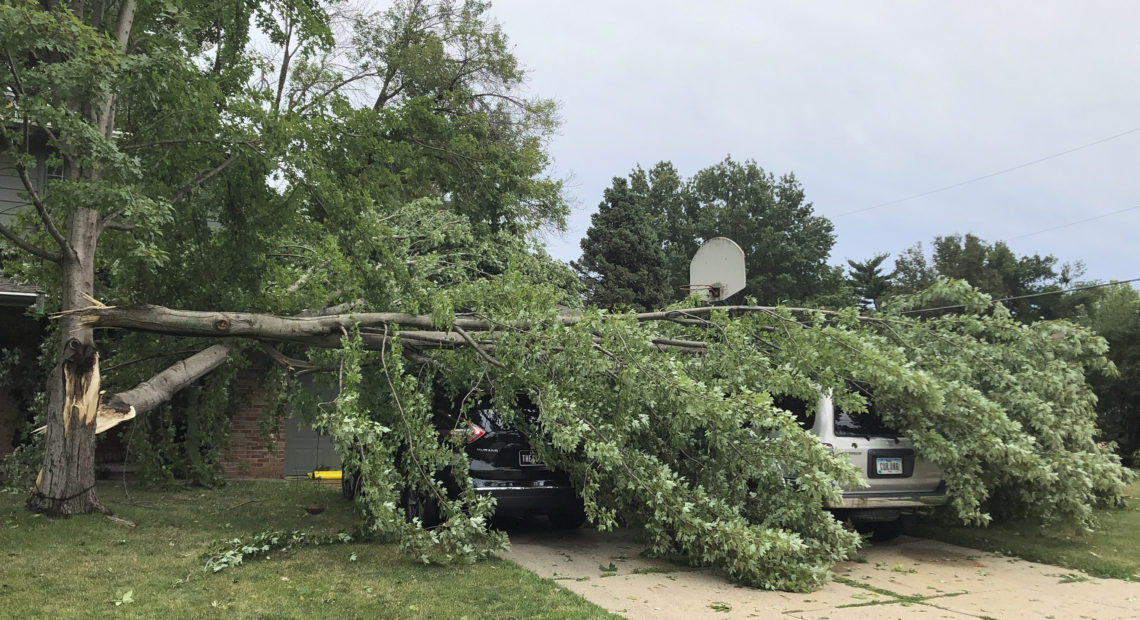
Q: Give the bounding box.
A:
[28,338,106,516]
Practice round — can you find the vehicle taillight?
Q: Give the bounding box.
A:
[821,442,834,450]
[446,421,486,444]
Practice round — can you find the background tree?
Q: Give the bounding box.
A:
[846,253,893,310]
[891,242,936,295]
[573,165,677,310]
[684,158,839,304]
[1077,284,1140,464]
[577,157,842,308]
[891,234,1074,320]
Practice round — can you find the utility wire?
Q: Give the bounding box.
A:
[899,277,1140,315]
[836,126,1140,217]
[1005,204,1140,241]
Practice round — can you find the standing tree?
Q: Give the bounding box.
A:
[845,253,893,310]
[573,164,678,310]
[1078,284,1140,463]
[891,242,936,295]
[0,0,566,514]
[577,157,842,308]
[684,158,839,304]
[891,234,1074,320]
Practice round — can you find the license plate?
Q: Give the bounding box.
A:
[519,451,543,466]
[876,457,903,475]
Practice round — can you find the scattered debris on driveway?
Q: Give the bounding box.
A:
[505,528,1140,619]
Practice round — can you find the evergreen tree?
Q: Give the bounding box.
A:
[846,253,893,310]
[573,167,675,310]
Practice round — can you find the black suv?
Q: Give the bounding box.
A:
[343,395,586,529]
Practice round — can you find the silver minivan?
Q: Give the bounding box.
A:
[779,389,949,540]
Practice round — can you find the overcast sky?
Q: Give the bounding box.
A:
[486,1,1140,286]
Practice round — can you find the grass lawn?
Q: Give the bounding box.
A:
[0,480,619,619]
[910,481,1140,581]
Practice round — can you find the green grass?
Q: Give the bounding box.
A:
[910,481,1140,581]
[0,481,618,619]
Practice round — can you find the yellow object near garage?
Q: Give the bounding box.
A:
[307,470,342,481]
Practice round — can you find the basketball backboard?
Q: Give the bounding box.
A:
[688,237,746,302]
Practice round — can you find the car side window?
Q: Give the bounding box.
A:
[772,395,815,430]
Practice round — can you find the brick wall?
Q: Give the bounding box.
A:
[219,363,286,479]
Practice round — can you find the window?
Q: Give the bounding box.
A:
[772,395,815,430]
[833,384,901,438]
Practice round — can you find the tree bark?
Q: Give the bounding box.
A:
[28,209,104,515]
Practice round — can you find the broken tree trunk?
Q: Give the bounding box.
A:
[30,342,239,437]
[29,209,105,516]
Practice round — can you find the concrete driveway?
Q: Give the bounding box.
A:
[505,527,1140,619]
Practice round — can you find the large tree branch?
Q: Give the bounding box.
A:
[291,70,382,115]
[15,162,66,248]
[273,15,296,113]
[5,47,61,144]
[93,0,138,137]
[0,217,62,262]
[170,152,241,204]
[119,138,260,152]
[34,342,236,436]
[66,303,891,344]
[258,342,320,371]
[70,303,503,337]
[98,218,135,232]
[114,0,137,51]
[100,342,236,419]
[6,50,26,97]
[35,301,761,437]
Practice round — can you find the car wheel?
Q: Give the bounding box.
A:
[402,485,441,527]
[548,505,587,530]
[869,519,904,542]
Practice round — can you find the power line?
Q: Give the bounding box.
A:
[836,126,1140,218]
[899,277,1140,315]
[1005,204,1140,241]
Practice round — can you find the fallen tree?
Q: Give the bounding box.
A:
[47,279,1135,591]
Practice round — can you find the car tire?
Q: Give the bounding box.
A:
[548,505,587,530]
[869,519,904,542]
[402,484,442,527]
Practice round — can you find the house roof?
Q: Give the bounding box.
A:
[0,274,37,294]
[0,274,40,307]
